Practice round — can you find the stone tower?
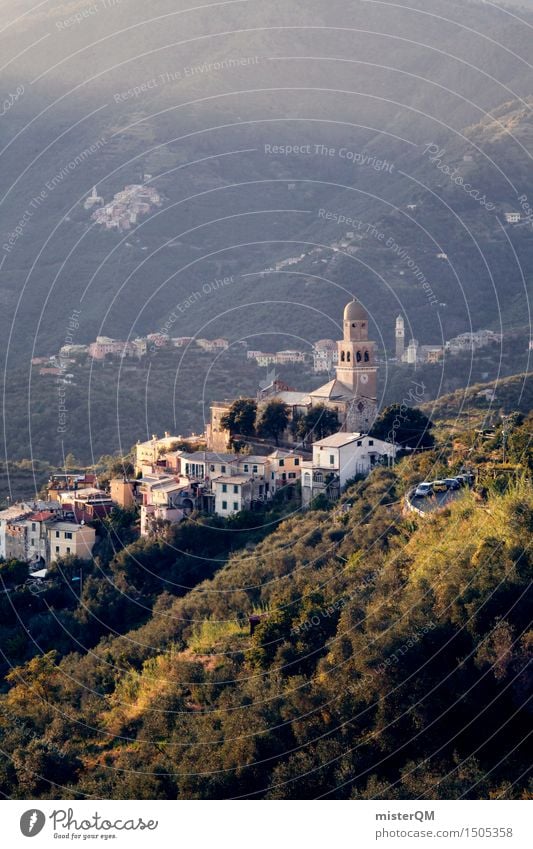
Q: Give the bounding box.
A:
[336,300,378,432]
[395,315,405,361]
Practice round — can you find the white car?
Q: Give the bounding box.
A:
[414,482,433,497]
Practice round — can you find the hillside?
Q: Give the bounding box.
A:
[0,409,531,799]
[422,371,533,431]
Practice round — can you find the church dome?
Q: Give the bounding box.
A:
[344,299,367,322]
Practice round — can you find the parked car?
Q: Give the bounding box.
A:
[414,482,433,497]
[444,478,461,490]
[432,480,448,492]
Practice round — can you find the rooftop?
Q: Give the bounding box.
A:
[0,504,33,521]
[316,432,364,449]
[274,391,311,406]
[181,452,239,464]
[50,522,93,532]
[28,511,54,522]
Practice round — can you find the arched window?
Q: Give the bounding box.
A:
[341,351,345,362]
[356,351,362,363]
[346,351,351,362]
[364,351,370,362]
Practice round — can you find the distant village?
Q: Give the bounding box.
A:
[7,296,506,595]
[31,318,503,382]
[84,180,162,231]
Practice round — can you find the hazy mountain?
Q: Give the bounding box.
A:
[0,0,532,462]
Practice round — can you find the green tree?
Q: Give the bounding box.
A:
[64,452,79,470]
[220,398,257,437]
[371,404,434,448]
[256,400,290,446]
[0,559,28,587]
[297,405,339,443]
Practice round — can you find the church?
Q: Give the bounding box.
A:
[307,297,378,432]
[208,298,379,450]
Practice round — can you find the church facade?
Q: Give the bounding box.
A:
[207,298,379,450]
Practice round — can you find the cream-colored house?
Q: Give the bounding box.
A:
[48,522,96,563]
[135,433,182,474]
[213,475,254,517]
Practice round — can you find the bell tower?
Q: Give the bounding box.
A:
[396,315,405,361]
[336,299,378,400]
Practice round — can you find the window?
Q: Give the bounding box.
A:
[222,484,227,493]
[330,455,335,465]
[55,530,60,538]
[279,459,285,467]
[253,465,258,473]
[357,441,362,446]
[222,500,227,510]
[66,547,71,554]
[31,523,36,532]
[31,538,35,547]
[210,464,215,472]
[271,472,275,480]
[233,502,239,511]
[65,532,73,540]
[55,546,60,554]
[221,465,226,473]
[288,472,296,479]
[294,458,300,466]
[233,485,239,494]
[369,440,374,446]
[243,464,249,472]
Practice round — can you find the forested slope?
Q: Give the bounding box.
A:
[1,460,531,799]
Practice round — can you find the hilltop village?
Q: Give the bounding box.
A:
[4,299,402,575]
[5,295,511,580]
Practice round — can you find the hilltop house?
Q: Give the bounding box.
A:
[301,432,397,507]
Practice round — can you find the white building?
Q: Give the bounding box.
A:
[505,212,521,224]
[313,339,338,373]
[395,316,405,361]
[301,432,396,506]
[446,329,502,355]
[402,338,420,365]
